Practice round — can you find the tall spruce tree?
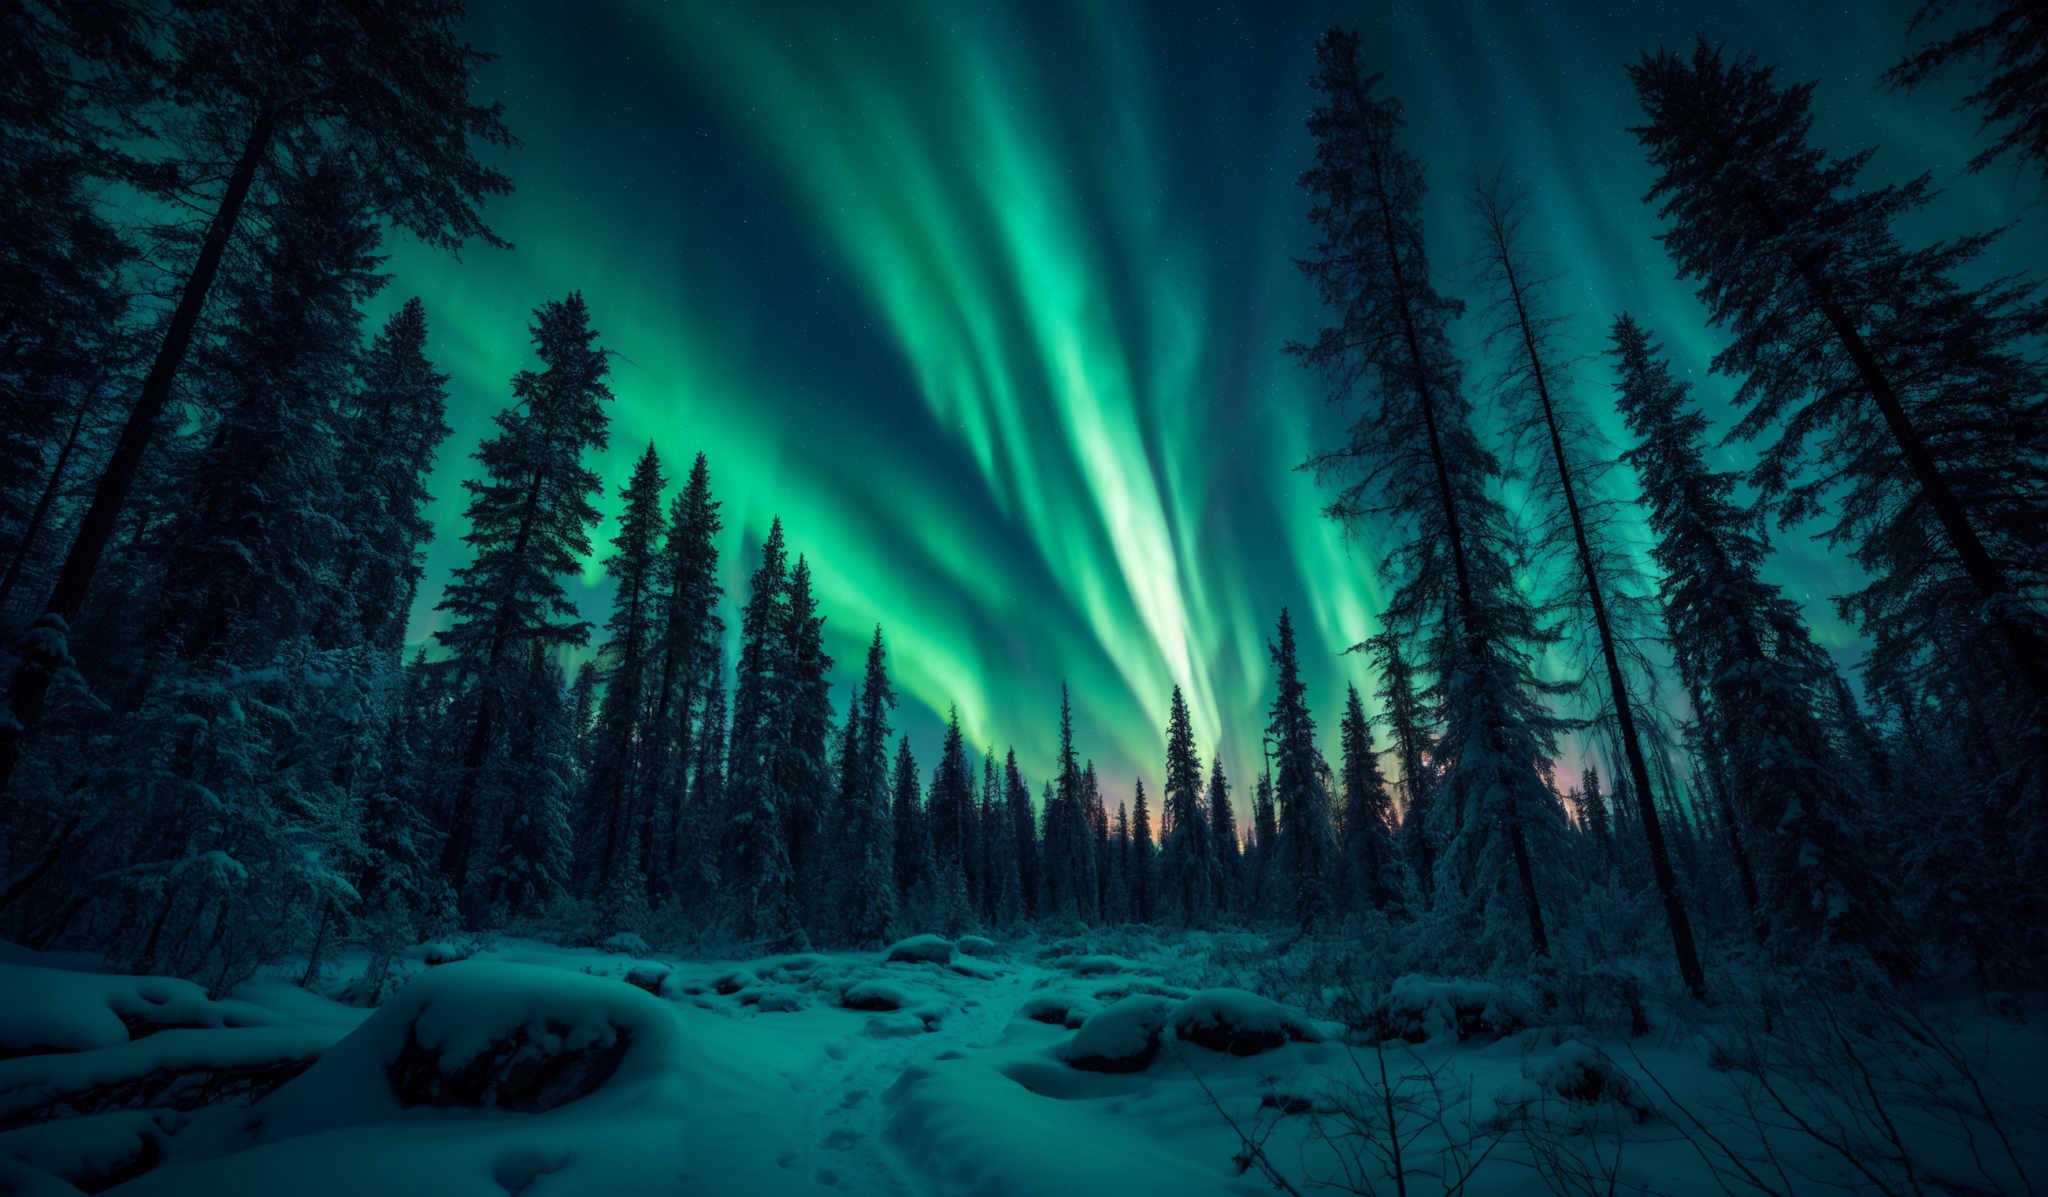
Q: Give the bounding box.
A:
[723,521,800,943]
[1006,749,1037,919]
[582,444,665,890]
[1612,315,1903,968]
[154,159,383,665]
[333,298,451,654]
[775,555,834,926]
[1470,176,1707,998]
[1207,755,1239,915]
[1158,685,1212,924]
[1266,610,1331,928]
[1293,30,1562,956]
[1630,43,2048,755]
[0,0,514,795]
[645,453,723,884]
[834,627,897,944]
[1338,684,1399,913]
[433,294,611,904]
[1130,776,1155,922]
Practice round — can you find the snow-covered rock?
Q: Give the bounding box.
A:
[840,980,908,1012]
[884,935,956,965]
[1062,995,1175,1072]
[956,935,998,958]
[1171,988,1322,1057]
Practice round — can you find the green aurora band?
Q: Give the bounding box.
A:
[374,0,2043,812]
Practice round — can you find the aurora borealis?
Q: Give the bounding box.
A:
[380,0,2043,809]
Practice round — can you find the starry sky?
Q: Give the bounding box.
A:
[379,0,2044,812]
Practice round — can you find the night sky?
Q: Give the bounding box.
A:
[377,0,2044,811]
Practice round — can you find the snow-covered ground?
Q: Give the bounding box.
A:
[1,933,2043,1195]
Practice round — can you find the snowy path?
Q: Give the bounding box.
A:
[778,962,1041,1194]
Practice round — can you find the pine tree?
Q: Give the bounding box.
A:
[583,443,665,891]
[929,708,974,890]
[1207,755,1239,916]
[1006,749,1037,919]
[978,747,1000,921]
[1470,176,1707,998]
[1630,42,2048,752]
[432,294,611,905]
[329,298,452,655]
[0,0,513,795]
[775,555,834,929]
[834,628,897,945]
[1338,684,1398,913]
[892,735,925,906]
[645,453,723,887]
[154,159,384,665]
[1044,685,1085,918]
[1267,610,1332,928]
[1130,776,1155,922]
[1887,1,2048,180]
[1158,685,1213,925]
[1293,31,1562,956]
[1370,632,1436,894]
[1613,314,1903,967]
[0,1,143,617]
[1251,767,1279,919]
[724,521,800,943]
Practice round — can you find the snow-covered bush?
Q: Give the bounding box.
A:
[1062,995,1174,1072]
[1171,988,1323,1056]
[1373,976,1533,1043]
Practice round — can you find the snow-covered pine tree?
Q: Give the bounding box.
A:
[832,627,897,944]
[1006,750,1037,920]
[330,298,451,655]
[433,294,611,910]
[1612,314,1904,970]
[722,521,801,944]
[644,453,724,889]
[1292,31,1564,957]
[1266,610,1331,929]
[582,444,665,892]
[0,0,514,798]
[153,158,382,665]
[1338,684,1398,914]
[891,735,928,917]
[775,555,834,932]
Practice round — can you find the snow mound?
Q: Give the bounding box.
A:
[200,961,685,1151]
[1062,995,1175,1073]
[1171,989,1323,1057]
[1517,1039,1649,1117]
[884,935,956,965]
[1060,954,1138,976]
[0,1109,182,1192]
[1019,994,1090,1028]
[0,965,273,1057]
[840,980,907,1012]
[598,932,651,957]
[0,1024,338,1128]
[1375,977,1531,1043]
[956,935,998,957]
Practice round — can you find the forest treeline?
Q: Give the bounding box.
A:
[0,0,2043,1002]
